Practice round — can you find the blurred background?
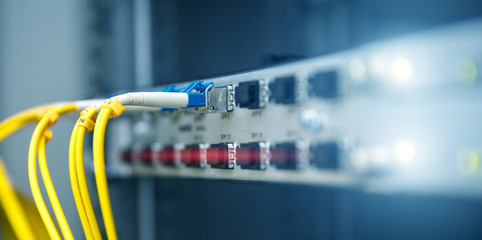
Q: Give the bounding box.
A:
[2,0,482,239]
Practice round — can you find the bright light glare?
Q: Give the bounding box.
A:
[455,59,478,85]
[394,141,416,164]
[370,146,389,166]
[347,58,367,83]
[350,148,368,170]
[391,58,413,81]
[469,152,480,173]
[457,149,481,175]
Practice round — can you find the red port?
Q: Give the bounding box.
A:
[154,147,176,165]
[136,149,153,164]
[206,146,227,165]
[180,146,202,165]
[121,148,153,164]
[236,147,260,165]
[121,149,133,163]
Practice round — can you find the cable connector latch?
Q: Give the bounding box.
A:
[187,93,207,107]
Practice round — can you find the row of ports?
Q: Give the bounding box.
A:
[121,141,340,171]
[235,70,338,109]
[154,69,337,113]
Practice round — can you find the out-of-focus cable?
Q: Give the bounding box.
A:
[0,105,53,142]
[0,157,36,240]
[38,133,74,240]
[92,100,122,240]
[28,104,76,240]
[69,122,95,240]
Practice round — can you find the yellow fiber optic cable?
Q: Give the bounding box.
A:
[28,116,61,240]
[93,99,125,240]
[69,123,95,240]
[0,105,54,240]
[0,105,52,142]
[0,157,36,240]
[28,104,76,240]
[38,134,74,240]
[75,106,102,240]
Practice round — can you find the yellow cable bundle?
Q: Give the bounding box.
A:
[0,158,36,240]
[28,104,76,240]
[0,105,56,240]
[69,106,102,240]
[92,99,125,240]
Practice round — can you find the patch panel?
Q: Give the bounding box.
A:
[114,70,345,185]
[113,63,348,185]
[106,19,482,193]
